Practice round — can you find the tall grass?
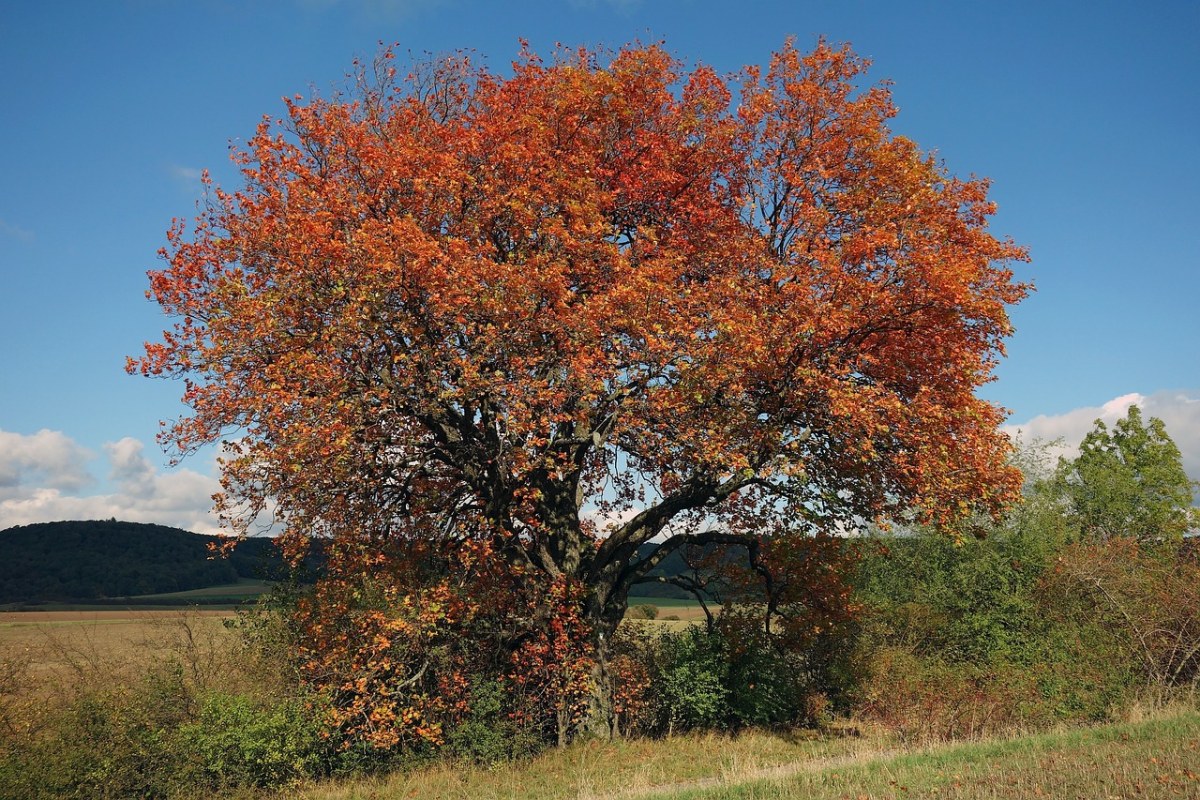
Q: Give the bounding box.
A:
[0,610,322,799]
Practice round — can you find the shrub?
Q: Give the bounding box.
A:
[656,626,730,732]
[637,613,819,735]
[630,604,659,620]
[1041,538,1200,693]
[716,610,810,728]
[176,693,328,789]
[0,676,189,800]
[853,646,1038,743]
[444,679,542,764]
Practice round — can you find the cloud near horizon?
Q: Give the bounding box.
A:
[1004,389,1200,483]
[0,431,225,535]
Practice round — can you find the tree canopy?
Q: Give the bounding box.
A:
[131,39,1028,735]
[1056,405,1198,543]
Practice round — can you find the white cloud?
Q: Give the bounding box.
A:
[581,504,641,537]
[167,164,206,192]
[0,430,226,535]
[1005,389,1200,482]
[169,165,203,181]
[0,429,95,497]
[105,437,157,498]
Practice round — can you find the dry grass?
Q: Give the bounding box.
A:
[294,727,869,800]
[0,610,240,712]
[291,710,1200,800]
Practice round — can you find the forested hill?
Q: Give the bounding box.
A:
[0,520,303,603]
[0,518,702,604]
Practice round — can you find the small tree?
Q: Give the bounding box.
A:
[1056,405,1198,544]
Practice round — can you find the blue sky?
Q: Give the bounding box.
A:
[1,0,1197,533]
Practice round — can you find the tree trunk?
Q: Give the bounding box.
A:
[585,635,615,739]
[581,583,628,740]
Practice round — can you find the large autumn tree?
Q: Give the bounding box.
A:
[132,40,1027,730]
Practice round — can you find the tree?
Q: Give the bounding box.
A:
[1056,405,1198,543]
[130,40,1028,738]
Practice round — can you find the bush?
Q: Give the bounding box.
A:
[176,693,329,789]
[616,613,820,736]
[656,626,731,732]
[716,610,811,728]
[630,604,660,620]
[444,679,542,764]
[0,674,189,800]
[847,492,1160,739]
[0,608,336,800]
[853,646,1038,743]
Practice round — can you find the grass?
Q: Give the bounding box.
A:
[2,610,1199,800]
[647,710,1200,799]
[627,597,709,609]
[0,609,238,696]
[0,579,275,612]
[292,710,1200,800]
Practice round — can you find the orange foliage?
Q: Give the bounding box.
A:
[132,38,1028,741]
[291,540,594,748]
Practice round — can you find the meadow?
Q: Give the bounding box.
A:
[2,608,1198,800]
[295,709,1200,800]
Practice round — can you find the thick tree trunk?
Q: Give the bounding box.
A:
[580,582,628,740]
[585,635,615,739]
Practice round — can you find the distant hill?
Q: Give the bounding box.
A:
[0,519,707,604]
[0,520,312,604]
[629,541,720,600]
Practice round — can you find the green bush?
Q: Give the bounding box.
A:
[0,652,332,799]
[648,617,816,733]
[656,627,731,731]
[716,611,810,728]
[0,678,188,800]
[176,693,328,789]
[444,679,543,764]
[631,604,659,620]
[848,485,1154,738]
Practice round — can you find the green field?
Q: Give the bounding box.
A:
[128,578,272,601]
[5,586,702,615]
[627,597,709,608]
[0,579,273,612]
[646,712,1200,799]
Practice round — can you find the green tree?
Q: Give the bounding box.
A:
[1056,405,1198,544]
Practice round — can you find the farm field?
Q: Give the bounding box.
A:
[0,605,701,695]
[0,579,275,612]
[128,578,272,600]
[0,609,237,691]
